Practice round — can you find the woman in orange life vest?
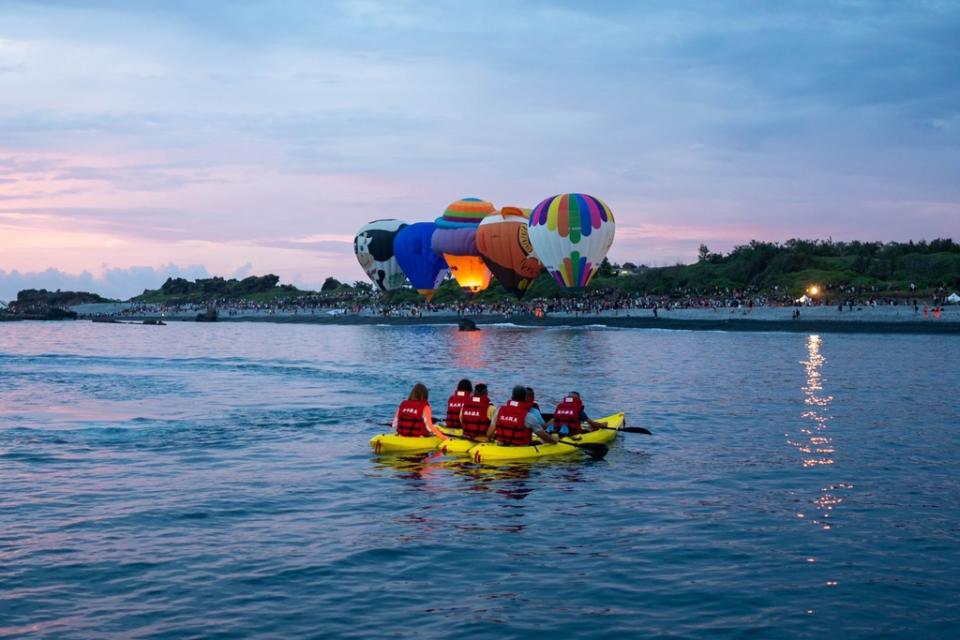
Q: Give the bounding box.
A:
[458,383,496,442]
[445,378,472,430]
[392,383,448,440]
[546,391,607,437]
[488,385,559,446]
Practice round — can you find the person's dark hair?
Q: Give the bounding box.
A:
[474,383,488,396]
[409,383,429,402]
[511,385,527,402]
[456,378,473,392]
[525,386,535,401]
[569,391,581,399]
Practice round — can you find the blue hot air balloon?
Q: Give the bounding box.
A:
[393,222,449,301]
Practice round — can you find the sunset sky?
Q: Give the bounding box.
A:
[1,1,958,299]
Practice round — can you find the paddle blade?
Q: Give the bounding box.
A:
[622,426,652,435]
[570,442,608,459]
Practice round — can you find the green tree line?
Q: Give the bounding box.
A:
[125,238,960,306]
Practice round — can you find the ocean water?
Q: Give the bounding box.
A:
[1,321,959,639]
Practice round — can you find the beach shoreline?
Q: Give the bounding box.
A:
[70,304,960,334]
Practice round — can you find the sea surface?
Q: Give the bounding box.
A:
[1,321,959,639]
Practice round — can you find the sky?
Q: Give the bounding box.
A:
[1,0,958,300]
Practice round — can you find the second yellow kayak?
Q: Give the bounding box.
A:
[467,412,625,463]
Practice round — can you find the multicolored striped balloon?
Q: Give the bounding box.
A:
[437,197,496,228]
[528,194,615,288]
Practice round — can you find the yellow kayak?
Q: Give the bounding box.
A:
[370,426,462,455]
[467,412,625,463]
[438,435,482,456]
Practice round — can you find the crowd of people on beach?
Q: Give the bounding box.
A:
[392,379,607,446]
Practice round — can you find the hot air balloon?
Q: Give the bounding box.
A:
[393,222,448,301]
[430,197,495,294]
[476,206,543,298]
[528,194,615,288]
[354,219,408,291]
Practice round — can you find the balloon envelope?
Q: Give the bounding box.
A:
[476,207,543,298]
[437,197,496,227]
[431,197,495,294]
[443,254,491,295]
[393,222,448,301]
[528,194,615,288]
[354,219,408,291]
[431,226,480,256]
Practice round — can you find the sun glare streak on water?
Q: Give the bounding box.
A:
[1,322,959,638]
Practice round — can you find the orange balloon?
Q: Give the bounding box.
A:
[476,207,544,298]
[442,254,491,294]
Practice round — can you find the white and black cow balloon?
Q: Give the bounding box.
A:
[353,219,408,291]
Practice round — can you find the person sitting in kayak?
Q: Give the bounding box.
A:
[547,391,607,437]
[525,386,553,423]
[459,383,495,442]
[393,383,447,440]
[445,378,472,430]
[488,385,559,446]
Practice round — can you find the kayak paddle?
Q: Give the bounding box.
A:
[555,440,609,459]
[595,425,652,435]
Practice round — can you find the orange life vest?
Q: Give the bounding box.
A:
[460,395,492,439]
[446,390,470,429]
[494,400,533,446]
[550,396,584,436]
[396,399,429,437]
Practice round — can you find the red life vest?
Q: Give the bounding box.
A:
[396,399,429,437]
[494,400,534,446]
[460,395,492,439]
[446,390,470,429]
[551,396,584,435]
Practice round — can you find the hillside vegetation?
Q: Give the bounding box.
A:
[591,238,960,297]
[11,289,116,310]
[124,238,960,306]
[393,239,960,303]
[132,275,305,304]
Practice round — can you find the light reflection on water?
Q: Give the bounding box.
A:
[798,334,835,468]
[794,335,852,537]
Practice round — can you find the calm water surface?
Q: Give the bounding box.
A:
[1,322,959,638]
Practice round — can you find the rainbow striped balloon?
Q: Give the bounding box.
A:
[528,193,616,288]
[437,197,496,228]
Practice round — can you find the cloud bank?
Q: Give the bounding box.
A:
[0,264,217,302]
